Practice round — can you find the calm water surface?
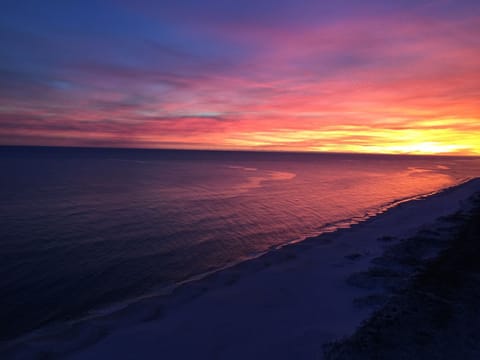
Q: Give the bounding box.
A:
[1,147,480,339]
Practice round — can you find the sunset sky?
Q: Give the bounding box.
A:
[1,0,479,155]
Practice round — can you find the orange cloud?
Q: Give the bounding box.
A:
[1,12,479,155]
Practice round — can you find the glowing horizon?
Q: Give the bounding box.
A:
[1,1,479,155]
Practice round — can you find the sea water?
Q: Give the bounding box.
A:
[1,146,479,339]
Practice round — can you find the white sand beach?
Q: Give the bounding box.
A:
[4,178,480,360]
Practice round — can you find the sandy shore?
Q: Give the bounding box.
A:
[325,190,480,359]
[2,178,480,359]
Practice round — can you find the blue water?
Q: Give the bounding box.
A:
[1,146,480,339]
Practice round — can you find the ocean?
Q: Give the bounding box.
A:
[1,146,480,340]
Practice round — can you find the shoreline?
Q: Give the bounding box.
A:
[2,177,480,359]
[3,175,468,339]
[74,176,478,319]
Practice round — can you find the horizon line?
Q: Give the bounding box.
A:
[1,144,479,158]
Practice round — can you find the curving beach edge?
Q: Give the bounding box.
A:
[3,178,480,360]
